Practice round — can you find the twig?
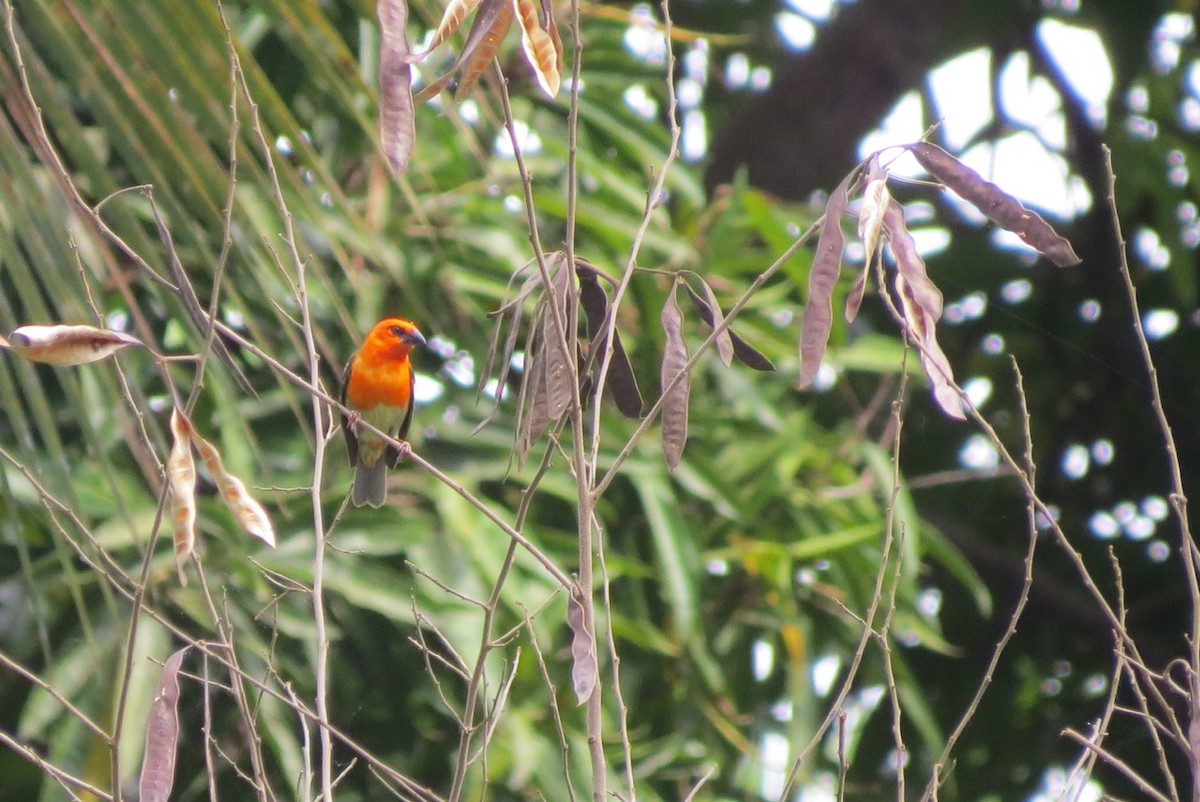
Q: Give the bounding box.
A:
[525,614,580,802]
[1102,145,1200,795]
[1112,552,1179,800]
[0,727,112,801]
[410,609,472,679]
[1,458,443,802]
[220,10,334,795]
[1062,729,1172,802]
[877,385,915,801]
[682,765,717,802]
[591,216,823,500]
[919,360,1040,800]
[596,504,637,801]
[1060,568,1123,800]
[905,465,1015,489]
[447,440,561,801]
[0,651,109,741]
[472,653,520,765]
[779,368,911,799]
[193,568,274,801]
[586,0,682,474]
[874,238,1185,756]
[837,710,848,802]
[490,11,610,796]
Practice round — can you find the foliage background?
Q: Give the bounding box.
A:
[0,0,1197,801]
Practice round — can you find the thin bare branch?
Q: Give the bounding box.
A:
[1062,729,1172,802]
[0,727,112,801]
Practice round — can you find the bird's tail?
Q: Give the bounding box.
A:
[351,460,387,507]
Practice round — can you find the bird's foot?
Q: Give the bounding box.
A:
[346,410,362,431]
[397,440,412,461]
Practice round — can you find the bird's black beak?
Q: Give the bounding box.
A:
[403,328,427,347]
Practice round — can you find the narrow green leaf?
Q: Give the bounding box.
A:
[633,468,700,642]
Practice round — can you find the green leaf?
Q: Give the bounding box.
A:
[632,466,700,642]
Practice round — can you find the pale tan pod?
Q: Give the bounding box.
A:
[513,0,562,98]
[895,274,965,421]
[857,174,891,265]
[411,0,484,59]
[189,431,277,548]
[6,324,141,365]
[167,409,198,583]
[567,585,596,705]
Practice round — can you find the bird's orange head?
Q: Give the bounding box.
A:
[361,317,426,362]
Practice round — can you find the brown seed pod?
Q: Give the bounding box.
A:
[911,141,1082,267]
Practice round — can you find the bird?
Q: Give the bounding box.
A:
[340,317,426,507]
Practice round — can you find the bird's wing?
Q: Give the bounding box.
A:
[340,354,358,466]
[387,364,416,469]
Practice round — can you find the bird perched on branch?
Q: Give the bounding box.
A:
[341,317,426,507]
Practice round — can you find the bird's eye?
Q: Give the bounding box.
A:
[390,325,406,338]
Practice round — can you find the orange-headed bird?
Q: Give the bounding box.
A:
[341,318,426,507]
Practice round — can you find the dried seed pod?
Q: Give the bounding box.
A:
[167,409,198,584]
[541,255,574,421]
[524,345,550,441]
[576,261,644,417]
[513,0,562,98]
[477,262,544,416]
[567,585,596,705]
[911,141,1082,267]
[660,282,690,471]
[415,0,515,102]
[189,431,276,548]
[512,309,542,462]
[895,273,964,420]
[453,0,514,100]
[378,0,415,176]
[408,0,483,61]
[857,168,890,263]
[692,279,734,368]
[685,284,774,372]
[882,199,943,321]
[798,169,857,387]
[844,269,869,323]
[138,647,189,802]
[843,160,888,323]
[6,324,141,365]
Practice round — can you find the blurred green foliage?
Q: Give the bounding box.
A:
[0,1,965,800]
[8,1,1189,801]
